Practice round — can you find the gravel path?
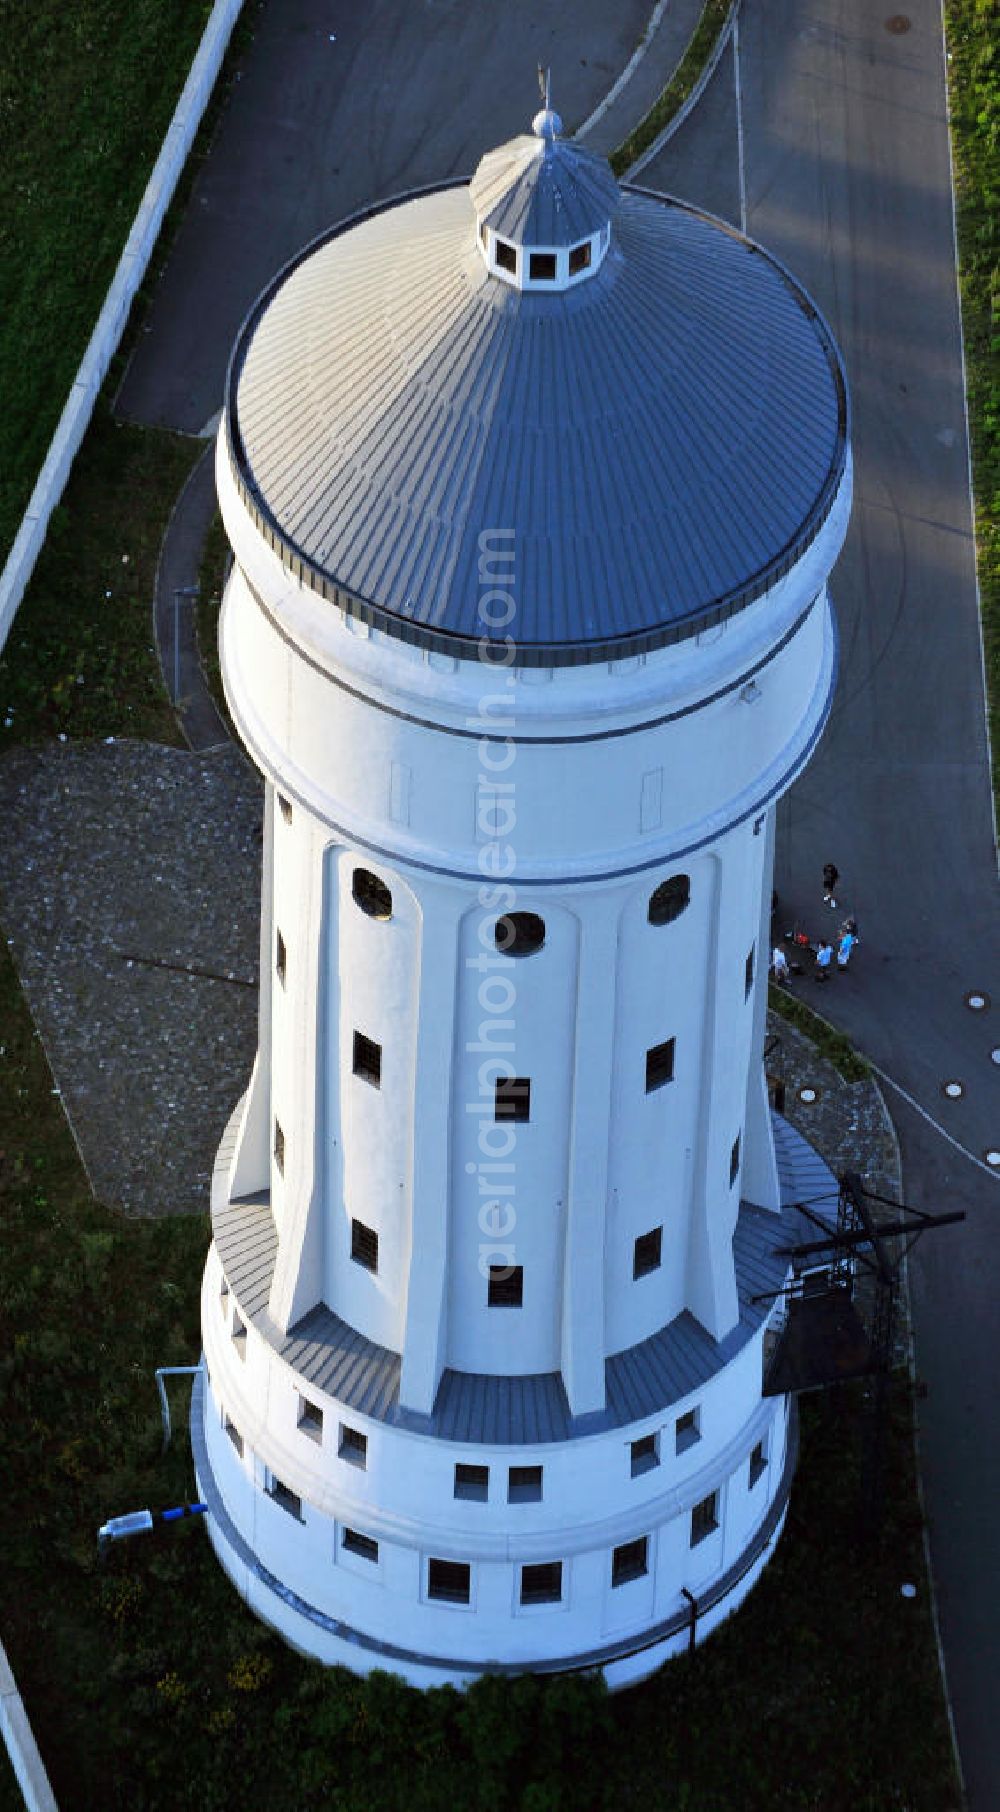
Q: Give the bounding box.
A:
[0,738,261,1216]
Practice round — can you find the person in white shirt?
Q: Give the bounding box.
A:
[772,945,790,983]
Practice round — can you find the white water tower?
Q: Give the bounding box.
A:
[194,106,851,1688]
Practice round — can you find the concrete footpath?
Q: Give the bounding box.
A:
[645,3,998,1803]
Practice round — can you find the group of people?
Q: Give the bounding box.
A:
[771,862,859,986]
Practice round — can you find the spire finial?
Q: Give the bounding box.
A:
[532,67,562,141]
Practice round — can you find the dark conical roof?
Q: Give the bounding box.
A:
[225,173,848,668]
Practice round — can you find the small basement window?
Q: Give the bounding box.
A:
[730,1135,741,1187]
[488,1264,523,1308]
[232,1313,247,1360]
[495,912,545,956]
[495,1077,530,1122]
[520,1561,562,1605]
[298,1396,323,1441]
[645,1038,675,1092]
[219,1280,230,1319]
[343,1527,379,1563]
[278,795,293,824]
[529,251,557,281]
[353,1031,382,1088]
[276,930,286,985]
[352,867,392,920]
[631,1433,659,1477]
[224,1413,243,1458]
[648,874,691,925]
[675,1408,701,1454]
[351,1218,379,1273]
[508,1465,542,1504]
[495,238,516,274]
[633,1227,662,1280]
[339,1424,368,1469]
[691,1490,719,1546]
[745,945,755,999]
[273,1119,285,1175]
[568,240,592,275]
[749,1440,767,1488]
[612,1536,648,1587]
[455,1464,489,1503]
[428,1559,471,1604]
[267,1475,301,1519]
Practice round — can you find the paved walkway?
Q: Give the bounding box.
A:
[646,4,998,1803]
[153,444,230,753]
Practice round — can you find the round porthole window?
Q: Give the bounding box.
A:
[648,874,691,926]
[352,868,392,920]
[495,912,546,957]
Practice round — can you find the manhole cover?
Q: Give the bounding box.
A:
[941,1080,964,1100]
[985,1150,1000,1169]
[965,990,990,1011]
[799,1086,819,1104]
[885,13,911,31]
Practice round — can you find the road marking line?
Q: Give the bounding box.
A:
[870,1062,1000,1182]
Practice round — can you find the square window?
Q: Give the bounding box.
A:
[645,1038,675,1092]
[508,1465,542,1504]
[276,930,287,985]
[488,1264,523,1308]
[267,1475,301,1519]
[273,1119,285,1175]
[428,1558,471,1603]
[298,1395,323,1441]
[351,1218,379,1273]
[568,240,592,275]
[494,239,517,274]
[529,251,557,281]
[633,1227,662,1280]
[675,1408,701,1454]
[612,1536,648,1587]
[454,1464,489,1503]
[232,1313,247,1360]
[730,1135,741,1187]
[353,1031,382,1088]
[342,1527,379,1563]
[745,945,755,999]
[278,794,293,824]
[520,1561,562,1605]
[339,1424,368,1469]
[495,1077,530,1122]
[749,1440,767,1488]
[630,1433,659,1478]
[690,1491,719,1547]
[223,1413,243,1458]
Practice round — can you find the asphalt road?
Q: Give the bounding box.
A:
[648,4,1000,1804]
[115,0,650,433]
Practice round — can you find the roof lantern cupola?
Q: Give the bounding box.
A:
[471,73,619,292]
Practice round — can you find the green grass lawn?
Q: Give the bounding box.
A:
[945,0,1000,799]
[0,0,220,571]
